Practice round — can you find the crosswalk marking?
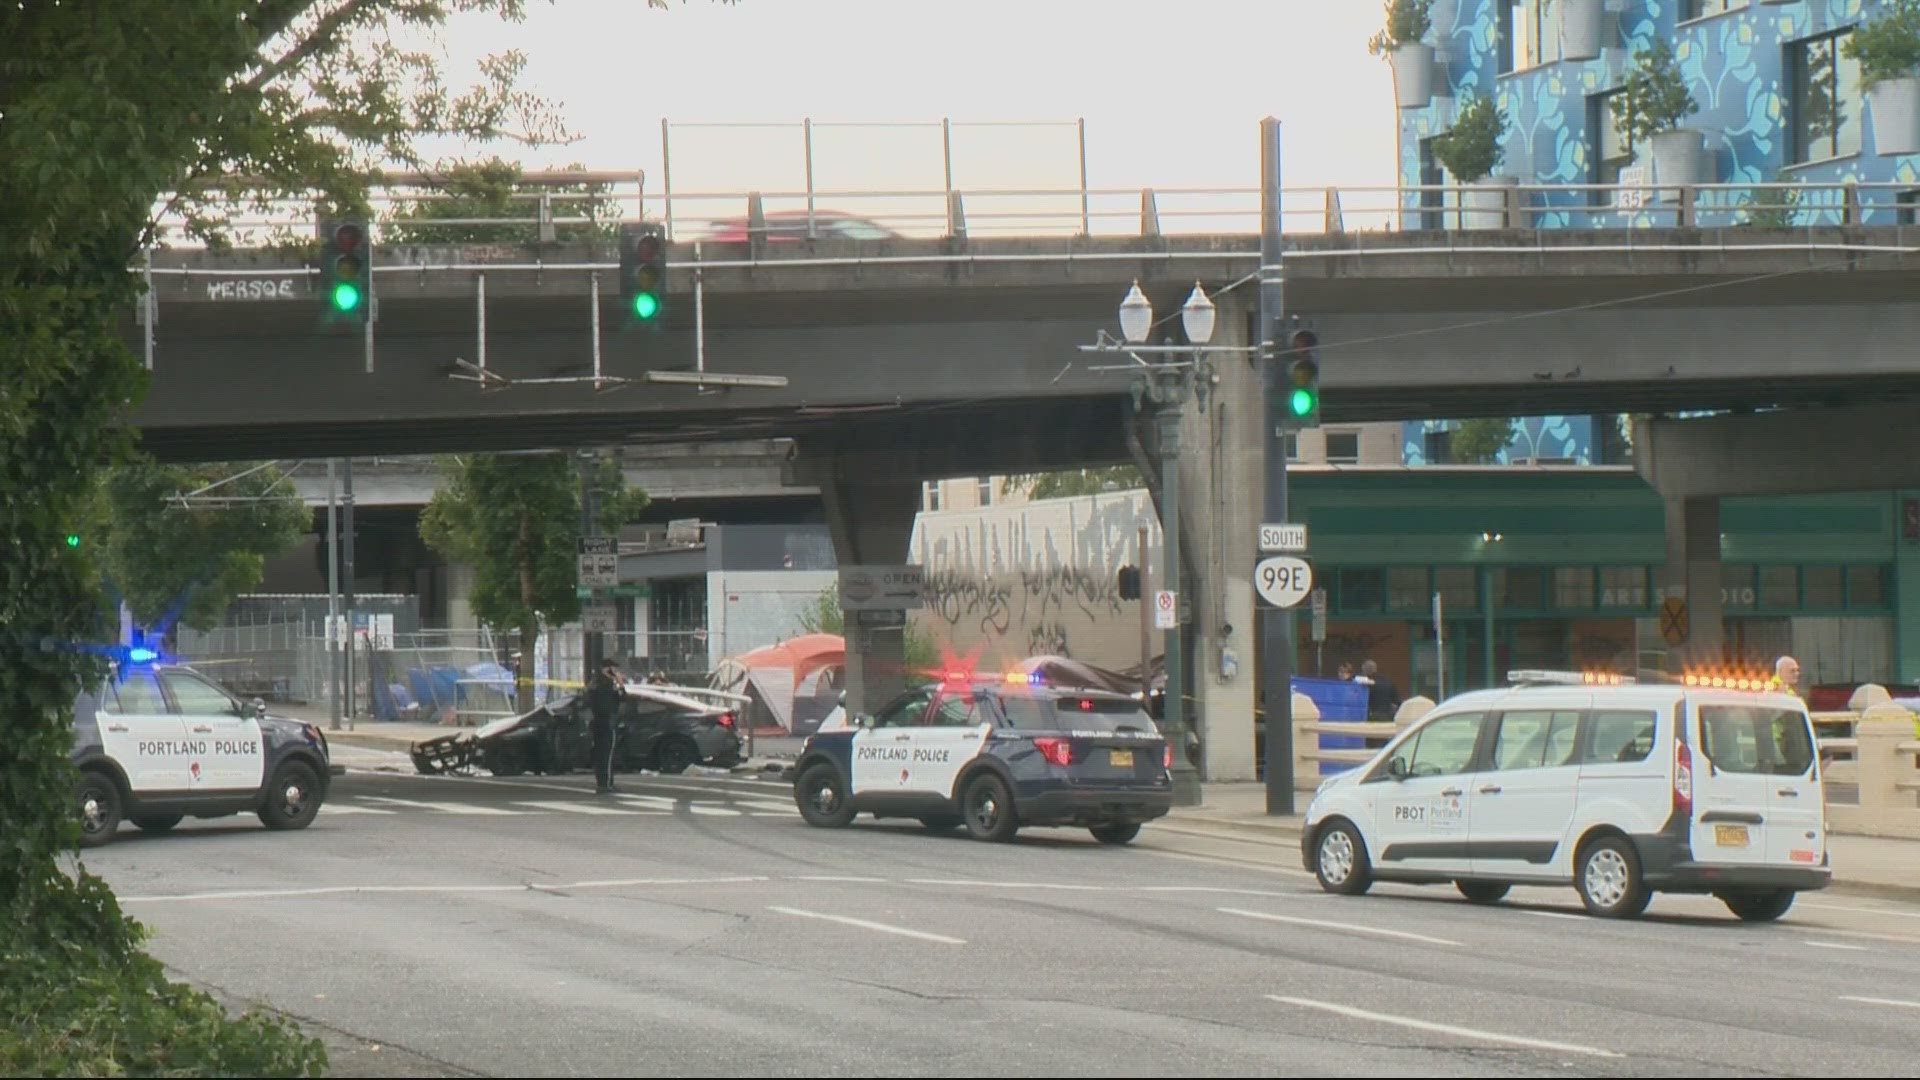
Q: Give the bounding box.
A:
[687,804,741,816]
[737,800,798,812]
[322,805,397,815]
[511,801,665,816]
[357,796,520,816]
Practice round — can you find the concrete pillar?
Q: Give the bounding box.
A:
[1185,302,1259,782]
[817,453,920,719]
[1662,495,1725,668]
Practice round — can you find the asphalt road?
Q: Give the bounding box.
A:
[82,758,1920,1078]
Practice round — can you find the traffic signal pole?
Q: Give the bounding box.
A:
[1259,117,1295,817]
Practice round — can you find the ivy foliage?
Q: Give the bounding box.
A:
[384,157,626,245]
[1001,466,1145,501]
[419,453,651,711]
[0,2,720,1074]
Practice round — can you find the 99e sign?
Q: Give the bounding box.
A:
[1254,555,1313,609]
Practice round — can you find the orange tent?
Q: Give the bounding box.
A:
[710,634,846,734]
[731,633,845,685]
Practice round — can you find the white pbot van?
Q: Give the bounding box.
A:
[1301,670,1830,921]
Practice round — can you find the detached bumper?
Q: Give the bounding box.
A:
[1020,787,1173,827]
[1633,833,1833,892]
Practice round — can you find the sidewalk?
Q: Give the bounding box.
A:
[1169,782,1920,901]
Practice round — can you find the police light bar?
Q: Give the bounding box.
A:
[1680,668,1774,692]
[1003,670,1045,686]
[1507,669,1635,686]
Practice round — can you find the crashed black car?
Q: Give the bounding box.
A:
[411,683,745,777]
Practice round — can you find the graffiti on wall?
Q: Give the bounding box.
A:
[911,492,1157,668]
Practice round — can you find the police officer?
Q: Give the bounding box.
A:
[587,660,626,795]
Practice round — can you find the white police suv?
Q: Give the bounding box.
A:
[1301,669,1830,921]
[71,659,340,848]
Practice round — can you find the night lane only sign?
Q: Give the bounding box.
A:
[1254,556,1313,609]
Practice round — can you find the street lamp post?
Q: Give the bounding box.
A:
[1084,281,1242,808]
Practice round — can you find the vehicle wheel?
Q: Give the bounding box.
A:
[76,771,123,849]
[484,742,527,777]
[1456,881,1511,904]
[920,815,964,835]
[794,764,856,828]
[1313,820,1373,896]
[961,773,1019,843]
[654,738,698,776]
[132,814,184,833]
[1090,823,1142,845]
[1722,889,1796,923]
[1576,836,1652,919]
[258,762,322,831]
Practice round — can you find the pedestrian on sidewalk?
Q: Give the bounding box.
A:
[588,660,626,795]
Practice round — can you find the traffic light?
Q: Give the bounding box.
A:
[320,219,372,322]
[64,533,80,549]
[1280,322,1321,428]
[1117,565,1142,602]
[620,223,668,323]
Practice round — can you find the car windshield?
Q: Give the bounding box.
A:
[997,693,1156,734]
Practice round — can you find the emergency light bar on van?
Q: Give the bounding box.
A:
[1680,669,1775,691]
[1506,670,1636,686]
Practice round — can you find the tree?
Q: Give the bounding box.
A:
[1450,418,1517,464]
[384,157,623,245]
[1002,466,1145,501]
[99,457,312,637]
[0,2,721,1071]
[796,586,940,677]
[419,453,650,713]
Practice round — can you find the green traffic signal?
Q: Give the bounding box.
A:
[1289,388,1316,417]
[65,534,80,548]
[633,292,660,320]
[331,282,362,312]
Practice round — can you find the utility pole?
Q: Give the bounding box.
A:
[342,457,356,725]
[327,459,341,731]
[1259,116,1296,816]
[580,449,602,679]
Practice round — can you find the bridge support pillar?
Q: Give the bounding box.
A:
[1662,494,1725,671]
[815,453,921,720]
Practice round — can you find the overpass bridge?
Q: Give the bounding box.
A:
[122,175,1920,781]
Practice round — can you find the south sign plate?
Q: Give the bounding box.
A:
[1254,556,1313,609]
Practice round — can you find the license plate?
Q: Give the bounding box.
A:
[1714,824,1749,848]
[1110,749,1134,768]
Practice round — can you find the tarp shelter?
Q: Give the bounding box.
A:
[710,633,845,734]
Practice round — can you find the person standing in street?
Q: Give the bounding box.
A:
[588,660,626,795]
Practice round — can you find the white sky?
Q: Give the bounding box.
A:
[420,0,1400,233]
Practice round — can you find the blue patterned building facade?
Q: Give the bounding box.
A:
[1401,414,1629,464]
[1398,0,1920,229]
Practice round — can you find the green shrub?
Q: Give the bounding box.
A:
[0,877,327,1077]
[1368,0,1433,57]
[1611,37,1699,147]
[1433,95,1509,183]
[1844,0,1920,90]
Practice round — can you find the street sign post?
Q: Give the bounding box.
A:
[1254,556,1313,609]
[1258,523,1308,553]
[577,536,619,588]
[1153,590,1177,629]
[582,601,618,634]
[839,565,926,611]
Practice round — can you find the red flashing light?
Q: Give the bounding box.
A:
[1674,739,1693,818]
[1078,698,1094,711]
[1034,737,1074,767]
[1163,743,1173,770]
[716,712,734,728]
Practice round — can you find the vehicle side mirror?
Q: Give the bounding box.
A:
[1387,756,1410,781]
[858,713,877,729]
[251,697,268,720]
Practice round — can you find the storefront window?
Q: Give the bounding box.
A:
[1802,566,1843,609]
[1552,567,1594,609]
[1434,567,1479,613]
[1388,568,1428,612]
[1341,568,1383,612]
[1847,565,1888,609]
[1493,567,1546,609]
[1759,565,1798,609]
[1599,566,1648,609]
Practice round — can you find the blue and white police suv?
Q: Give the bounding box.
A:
[790,672,1174,844]
[71,656,341,848]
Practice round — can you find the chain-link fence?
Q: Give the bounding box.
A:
[172,594,418,704]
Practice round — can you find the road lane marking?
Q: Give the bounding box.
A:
[1840,995,1920,1011]
[1804,940,1870,951]
[1267,996,1620,1059]
[906,878,1106,892]
[357,796,520,815]
[532,876,770,891]
[687,804,741,816]
[792,875,888,883]
[121,876,773,903]
[511,801,655,816]
[736,800,799,812]
[324,804,397,815]
[1219,907,1462,947]
[766,906,966,945]
[1801,901,1920,921]
[1521,909,1585,921]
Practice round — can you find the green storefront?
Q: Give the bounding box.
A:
[1277,468,1918,701]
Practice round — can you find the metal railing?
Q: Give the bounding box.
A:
[145,173,1920,250]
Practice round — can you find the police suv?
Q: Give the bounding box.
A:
[791,674,1173,843]
[1302,669,1830,921]
[71,660,340,848]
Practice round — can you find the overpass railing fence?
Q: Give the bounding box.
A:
[144,173,1920,250]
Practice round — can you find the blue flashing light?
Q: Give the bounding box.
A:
[126,646,159,665]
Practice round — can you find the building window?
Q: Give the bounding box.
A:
[976,478,993,506]
[1599,566,1648,609]
[1848,565,1887,608]
[1325,431,1361,464]
[922,480,941,512]
[1792,30,1861,164]
[1434,567,1478,613]
[1900,190,1920,226]
[1592,89,1635,203]
[1387,568,1428,612]
[1759,565,1799,608]
[1683,0,1749,20]
[1284,434,1300,461]
[1341,568,1384,612]
[1423,428,1454,464]
[1802,565,1844,609]
[1417,137,1447,230]
[1494,567,1546,609]
[1720,563,1758,608]
[1552,567,1594,609]
[1500,2,1561,73]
